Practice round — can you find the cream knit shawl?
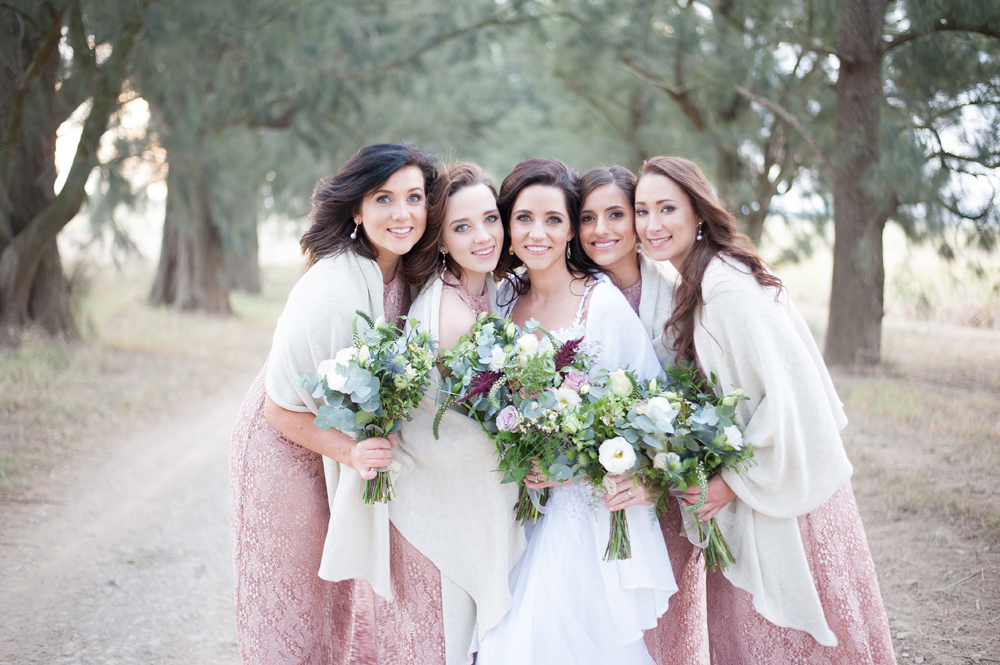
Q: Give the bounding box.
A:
[391,275,526,665]
[637,253,676,355]
[693,256,852,646]
[265,251,397,600]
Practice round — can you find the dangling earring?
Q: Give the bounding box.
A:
[440,251,447,271]
[508,246,514,255]
[350,219,360,240]
[696,221,703,242]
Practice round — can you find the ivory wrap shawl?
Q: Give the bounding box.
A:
[694,257,853,646]
[391,275,526,665]
[636,253,676,351]
[265,251,398,599]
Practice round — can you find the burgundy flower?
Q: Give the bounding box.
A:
[457,369,502,404]
[553,337,584,372]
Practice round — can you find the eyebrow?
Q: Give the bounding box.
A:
[581,204,626,213]
[515,209,565,217]
[374,186,424,195]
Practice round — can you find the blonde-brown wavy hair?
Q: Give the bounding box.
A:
[639,156,782,363]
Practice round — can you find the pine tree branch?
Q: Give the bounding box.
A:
[0,2,42,33]
[621,57,708,132]
[882,18,1000,54]
[732,84,835,186]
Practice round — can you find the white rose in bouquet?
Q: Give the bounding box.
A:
[607,369,633,397]
[488,346,507,370]
[723,425,744,450]
[516,333,539,358]
[653,452,669,470]
[599,436,637,475]
[318,346,356,393]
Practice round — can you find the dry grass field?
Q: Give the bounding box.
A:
[1,223,998,663]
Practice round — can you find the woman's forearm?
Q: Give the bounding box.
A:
[264,395,356,463]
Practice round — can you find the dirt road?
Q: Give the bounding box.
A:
[0,372,255,664]
[2,357,998,665]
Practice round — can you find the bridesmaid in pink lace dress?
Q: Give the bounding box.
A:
[578,166,706,664]
[633,156,895,665]
[230,142,441,664]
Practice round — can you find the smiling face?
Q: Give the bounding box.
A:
[580,183,638,273]
[634,173,700,270]
[357,165,427,264]
[441,183,504,278]
[509,184,573,274]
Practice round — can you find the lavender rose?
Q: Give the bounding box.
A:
[562,368,589,392]
[496,405,521,432]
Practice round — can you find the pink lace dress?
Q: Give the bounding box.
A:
[230,266,443,665]
[441,269,492,315]
[358,268,449,664]
[622,278,708,665]
[705,481,895,665]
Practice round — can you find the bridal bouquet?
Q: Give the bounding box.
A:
[632,364,753,571]
[438,317,594,524]
[297,311,437,504]
[568,367,647,561]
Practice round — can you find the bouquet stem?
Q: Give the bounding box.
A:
[696,517,734,572]
[515,485,547,524]
[363,468,394,504]
[604,509,632,561]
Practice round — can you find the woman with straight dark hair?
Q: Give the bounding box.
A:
[230,142,439,664]
[476,159,676,665]
[634,156,894,664]
[578,165,707,664]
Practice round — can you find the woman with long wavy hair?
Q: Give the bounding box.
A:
[578,165,706,664]
[230,142,442,664]
[476,158,676,665]
[385,162,526,664]
[634,155,894,664]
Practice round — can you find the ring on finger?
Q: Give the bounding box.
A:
[627,489,633,499]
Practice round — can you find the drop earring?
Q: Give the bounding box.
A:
[440,251,447,271]
[508,246,514,255]
[696,221,703,242]
[350,219,360,240]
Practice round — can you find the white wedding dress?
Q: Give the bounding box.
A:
[476,275,677,665]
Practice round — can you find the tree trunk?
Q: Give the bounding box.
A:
[825,0,888,365]
[148,169,232,314]
[0,1,148,345]
[0,12,76,344]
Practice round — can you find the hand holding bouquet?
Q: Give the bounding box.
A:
[632,364,753,571]
[297,311,436,503]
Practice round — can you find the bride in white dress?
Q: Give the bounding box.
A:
[476,159,677,665]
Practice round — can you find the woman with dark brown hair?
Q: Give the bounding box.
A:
[476,159,676,665]
[384,162,526,664]
[634,155,894,664]
[230,142,444,664]
[578,165,707,664]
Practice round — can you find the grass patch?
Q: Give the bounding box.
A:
[0,259,299,495]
